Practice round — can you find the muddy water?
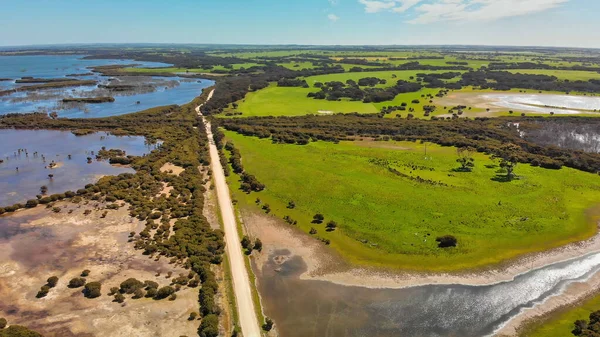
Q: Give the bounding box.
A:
[259,249,600,337]
[0,129,157,206]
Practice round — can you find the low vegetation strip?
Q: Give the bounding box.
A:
[0,79,97,96]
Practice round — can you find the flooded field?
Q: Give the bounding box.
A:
[0,55,214,118]
[0,129,157,206]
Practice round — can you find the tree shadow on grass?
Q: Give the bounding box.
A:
[491,175,518,183]
[451,167,473,173]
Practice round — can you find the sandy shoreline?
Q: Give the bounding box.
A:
[243,209,600,336]
[244,209,600,289]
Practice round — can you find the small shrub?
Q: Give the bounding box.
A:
[46,276,59,288]
[68,278,86,288]
[436,235,458,248]
[262,317,274,331]
[84,282,102,299]
[114,293,125,303]
[81,269,91,277]
[36,285,50,298]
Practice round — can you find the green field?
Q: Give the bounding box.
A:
[508,69,600,81]
[520,294,600,337]
[224,131,600,271]
[232,84,379,116]
[228,71,459,117]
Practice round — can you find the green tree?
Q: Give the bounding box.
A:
[83,282,102,299]
[456,147,475,172]
[241,235,251,249]
[198,314,219,337]
[262,317,274,331]
[312,213,324,224]
[114,293,125,303]
[120,278,144,294]
[493,143,521,180]
[0,325,42,337]
[46,276,59,288]
[326,221,338,231]
[436,235,458,248]
[0,318,6,329]
[253,238,263,252]
[68,277,86,288]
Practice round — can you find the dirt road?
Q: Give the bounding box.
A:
[199,90,262,337]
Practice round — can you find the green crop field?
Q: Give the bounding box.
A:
[224,131,600,271]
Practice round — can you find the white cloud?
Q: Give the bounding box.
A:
[328,14,340,22]
[328,0,339,5]
[358,0,397,13]
[358,0,570,23]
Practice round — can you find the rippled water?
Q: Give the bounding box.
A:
[0,55,214,117]
[483,93,600,114]
[0,129,158,206]
[260,249,600,337]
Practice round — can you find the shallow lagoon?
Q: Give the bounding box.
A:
[0,129,158,206]
[0,55,214,117]
[483,93,600,114]
[260,250,600,337]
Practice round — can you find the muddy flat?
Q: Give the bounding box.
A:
[0,202,200,337]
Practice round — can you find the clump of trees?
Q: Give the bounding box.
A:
[572,310,600,336]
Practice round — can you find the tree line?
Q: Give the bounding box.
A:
[217,114,600,174]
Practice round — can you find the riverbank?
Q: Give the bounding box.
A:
[244,206,600,288]
[242,205,600,336]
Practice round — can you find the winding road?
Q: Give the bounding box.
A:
[198,89,262,337]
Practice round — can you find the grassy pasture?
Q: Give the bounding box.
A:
[232,84,379,116]
[520,294,600,337]
[508,69,600,81]
[223,131,600,271]
[229,71,457,117]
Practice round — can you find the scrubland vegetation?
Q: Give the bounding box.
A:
[0,88,224,336]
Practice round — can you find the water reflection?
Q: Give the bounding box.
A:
[0,129,157,206]
[260,249,600,337]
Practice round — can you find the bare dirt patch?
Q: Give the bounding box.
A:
[159,162,185,176]
[0,202,200,337]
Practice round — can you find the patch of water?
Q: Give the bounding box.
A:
[260,249,600,337]
[0,129,157,206]
[482,93,600,114]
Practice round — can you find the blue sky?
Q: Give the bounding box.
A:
[0,0,597,47]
